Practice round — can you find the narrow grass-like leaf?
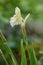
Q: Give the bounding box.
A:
[0,31,19,65]
[27,47,38,65]
[21,39,27,65]
[0,49,9,65]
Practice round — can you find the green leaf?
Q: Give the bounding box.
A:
[27,47,38,65]
[0,49,9,65]
[21,39,27,65]
[1,42,19,65]
[0,31,19,65]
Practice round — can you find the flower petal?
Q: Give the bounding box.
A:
[9,16,16,27]
[9,7,23,27]
[9,15,21,27]
[15,7,21,17]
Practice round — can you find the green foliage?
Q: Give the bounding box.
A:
[0,0,43,65]
[27,47,38,65]
[0,30,43,65]
[21,39,27,65]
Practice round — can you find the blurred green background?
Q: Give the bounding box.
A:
[0,0,43,48]
[0,0,43,65]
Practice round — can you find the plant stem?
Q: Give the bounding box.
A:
[21,21,38,65]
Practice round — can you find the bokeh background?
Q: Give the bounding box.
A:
[0,0,43,46]
[0,0,43,65]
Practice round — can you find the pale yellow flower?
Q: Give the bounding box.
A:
[9,7,23,27]
[9,7,30,27]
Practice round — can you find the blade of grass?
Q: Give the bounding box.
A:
[0,31,19,65]
[0,49,9,65]
[21,39,27,65]
[27,45,38,65]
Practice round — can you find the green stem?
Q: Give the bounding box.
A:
[21,22,38,65]
[21,39,27,65]
[21,24,28,45]
[0,49,9,65]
